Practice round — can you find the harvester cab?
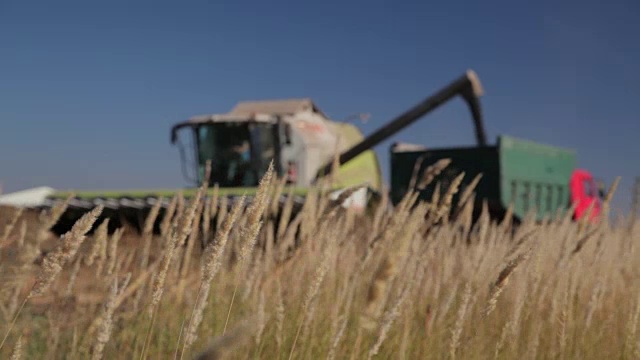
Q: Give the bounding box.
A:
[170,110,290,188]
[169,98,385,211]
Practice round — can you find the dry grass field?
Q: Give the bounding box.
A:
[0,164,638,359]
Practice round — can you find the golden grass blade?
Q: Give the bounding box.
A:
[30,205,104,299]
[222,164,274,335]
[9,334,22,360]
[1,207,23,245]
[417,158,452,190]
[0,205,103,352]
[182,193,247,353]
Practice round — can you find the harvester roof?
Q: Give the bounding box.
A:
[229,98,327,118]
[183,98,328,125]
[184,112,277,124]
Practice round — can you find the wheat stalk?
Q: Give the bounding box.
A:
[483,247,532,318]
[1,207,23,245]
[141,180,206,359]
[449,283,472,360]
[181,193,246,353]
[140,196,163,271]
[9,334,22,360]
[0,205,103,352]
[287,224,336,360]
[91,273,131,360]
[417,158,452,190]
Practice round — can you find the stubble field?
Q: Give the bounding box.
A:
[0,164,638,359]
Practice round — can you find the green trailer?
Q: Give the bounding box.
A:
[390,135,578,222]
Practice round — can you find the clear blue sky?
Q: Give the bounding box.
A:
[1,0,639,215]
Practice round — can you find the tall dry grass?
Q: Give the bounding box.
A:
[0,166,638,359]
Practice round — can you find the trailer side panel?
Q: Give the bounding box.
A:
[498,135,577,221]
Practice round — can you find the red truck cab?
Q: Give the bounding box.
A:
[570,169,602,222]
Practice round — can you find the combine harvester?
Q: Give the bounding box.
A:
[0,70,602,234]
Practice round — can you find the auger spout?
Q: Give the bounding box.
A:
[315,69,487,180]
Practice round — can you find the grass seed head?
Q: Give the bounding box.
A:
[29,205,104,299]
